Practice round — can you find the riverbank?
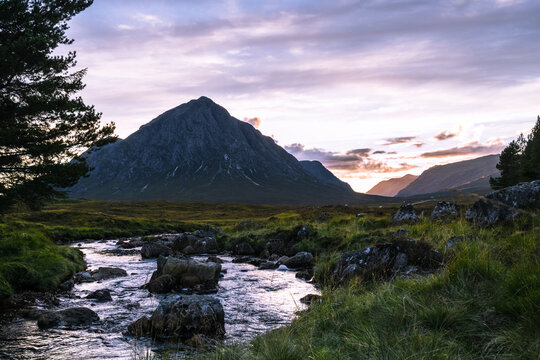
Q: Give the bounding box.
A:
[1,197,538,359]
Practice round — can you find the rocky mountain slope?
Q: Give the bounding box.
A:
[366,174,418,197]
[396,154,500,197]
[69,97,381,205]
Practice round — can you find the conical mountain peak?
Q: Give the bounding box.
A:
[69,98,375,205]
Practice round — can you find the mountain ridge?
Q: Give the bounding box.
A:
[69,97,383,205]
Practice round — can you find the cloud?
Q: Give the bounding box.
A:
[244,117,261,128]
[372,150,386,154]
[434,127,462,140]
[383,136,424,147]
[420,141,505,158]
[284,143,416,173]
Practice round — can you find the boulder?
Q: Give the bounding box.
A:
[146,256,221,294]
[392,204,419,225]
[37,307,99,329]
[431,201,460,221]
[141,242,172,259]
[264,225,316,256]
[282,252,314,269]
[172,233,218,255]
[486,180,540,208]
[465,199,518,227]
[57,279,74,292]
[146,274,174,294]
[127,294,225,342]
[335,239,443,284]
[90,267,128,281]
[234,242,255,256]
[86,289,112,302]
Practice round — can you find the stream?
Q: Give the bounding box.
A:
[0,238,318,359]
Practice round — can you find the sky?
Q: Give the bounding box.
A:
[65,0,540,192]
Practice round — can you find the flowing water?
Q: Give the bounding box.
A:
[0,238,318,359]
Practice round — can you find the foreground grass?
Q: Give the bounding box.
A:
[0,227,85,298]
[198,214,540,359]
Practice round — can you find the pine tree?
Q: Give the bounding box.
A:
[490,134,526,189]
[0,0,116,212]
[520,116,540,182]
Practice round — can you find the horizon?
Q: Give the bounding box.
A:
[65,0,540,192]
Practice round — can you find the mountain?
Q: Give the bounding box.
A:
[396,154,500,197]
[69,96,382,205]
[299,160,353,191]
[366,174,418,197]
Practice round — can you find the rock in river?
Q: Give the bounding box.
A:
[86,289,113,302]
[282,252,314,269]
[127,294,225,343]
[146,256,221,294]
[37,307,99,329]
[141,242,172,258]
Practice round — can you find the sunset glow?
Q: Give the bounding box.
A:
[66,0,540,191]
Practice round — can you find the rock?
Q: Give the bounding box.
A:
[249,258,265,267]
[264,225,316,256]
[234,242,255,256]
[300,294,321,305]
[486,180,540,208]
[141,242,172,259]
[465,198,518,227]
[335,239,443,284]
[295,268,314,281]
[206,256,223,263]
[37,307,99,329]
[232,256,252,264]
[392,204,419,225]
[282,252,314,269]
[258,261,279,270]
[146,256,221,294]
[277,264,289,271]
[356,213,364,218]
[86,289,113,302]
[277,256,289,264]
[431,201,460,221]
[57,279,74,292]
[117,238,144,249]
[127,294,225,342]
[90,267,128,281]
[172,232,219,255]
[146,274,174,294]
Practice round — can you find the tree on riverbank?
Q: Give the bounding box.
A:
[0,0,116,213]
[490,116,540,189]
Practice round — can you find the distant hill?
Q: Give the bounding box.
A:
[68,97,383,205]
[396,154,500,197]
[366,174,418,197]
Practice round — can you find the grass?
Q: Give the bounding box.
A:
[0,227,85,298]
[1,198,538,359]
[197,210,540,359]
